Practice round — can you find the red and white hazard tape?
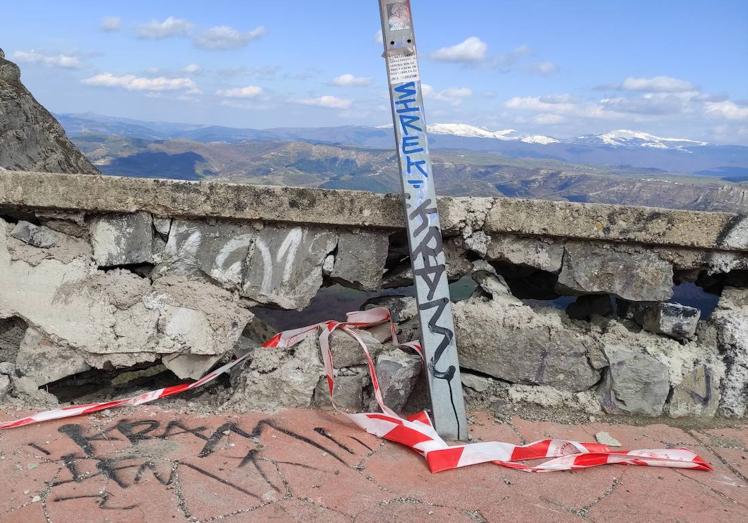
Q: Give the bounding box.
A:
[0,307,711,473]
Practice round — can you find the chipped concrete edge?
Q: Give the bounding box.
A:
[0,170,746,252]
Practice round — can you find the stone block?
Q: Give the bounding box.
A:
[313,372,365,410]
[242,225,337,309]
[486,234,564,273]
[10,221,57,248]
[634,302,701,340]
[712,287,748,417]
[556,242,673,302]
[90,212,153,266]
[369,347,421,412]
[453,296,602,392]
[597,344,670,416]
[331,230,389,290]
[329,329,384,368]
[157,219,255,290]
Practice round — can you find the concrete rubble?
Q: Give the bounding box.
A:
[0,173,745,422]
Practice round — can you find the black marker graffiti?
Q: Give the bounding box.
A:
[406,194,461,436]
[22,415,374,516]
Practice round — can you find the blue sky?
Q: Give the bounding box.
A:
[3,0,747,143]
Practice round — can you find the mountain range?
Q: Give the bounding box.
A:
[56,112,748,213]
[59,113,748,180]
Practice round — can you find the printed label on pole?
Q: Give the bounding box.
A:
[387,54,420,84]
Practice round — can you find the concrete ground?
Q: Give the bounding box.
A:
[0,407,745,522]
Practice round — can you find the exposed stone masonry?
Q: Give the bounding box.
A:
[0,172,746,420]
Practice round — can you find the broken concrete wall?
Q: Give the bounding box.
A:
[0,172,746,419]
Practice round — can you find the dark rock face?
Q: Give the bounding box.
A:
[0,53,99,174]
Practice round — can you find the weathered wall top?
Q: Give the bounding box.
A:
[1,170,746,252]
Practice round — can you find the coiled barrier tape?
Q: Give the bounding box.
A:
[0,308,711,473]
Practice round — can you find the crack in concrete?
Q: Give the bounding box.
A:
[575,473,623,519]
[674,469,748,510]
[507,419,527,445]
[687,429,748,484]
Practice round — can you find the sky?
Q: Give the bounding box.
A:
[2,0,747,143]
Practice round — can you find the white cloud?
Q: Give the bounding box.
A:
[620,76,695,93]
[374,29,384,45]
[505,95,611,120]
[532,61,559,75]
[182,63,201,74]
[100,17,121,32]
[422,84,472,106]
[332,74,371,87]
[298,95,352,109]
[82,73,200,93]
[505,95,574,113]
[599,95,686,115]
[137,16,192,39]
[193,26,266,49]
[12,50,82,69]
[216,85,263,98]
[705,100,748,121]
[491,45,532,70]
[431,36,487,63]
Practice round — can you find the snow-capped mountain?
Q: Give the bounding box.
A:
[428,123,517,140]
[427,123,559,144]
[575,130,708,151]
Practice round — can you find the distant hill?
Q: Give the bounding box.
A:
[63,124,748,213]
[58,112,748,177]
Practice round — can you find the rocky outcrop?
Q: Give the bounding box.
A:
[0,52,98,174]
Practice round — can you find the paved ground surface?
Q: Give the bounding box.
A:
[0,407,745,522]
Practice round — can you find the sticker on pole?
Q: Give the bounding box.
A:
[387,54,420,84]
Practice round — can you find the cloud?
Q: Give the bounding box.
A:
[332,74,372,87]
[100,17,121,32]
[531,61,559,75]
[216,85,263,98]
[431,36,487,63]
[12,50,82,69]
[705,100,748,121]
[490,45,532,70]
[505,95,611,120]
[505,95,575,113]
[137,16,192,39]
[193,26,266,49]
[374,29,384,45]
[599,95,686,115]
[422,84,472,106]
[297,95,352,109]
[619,76,695,93]
[82,73,200,93]
[182,63,201,74]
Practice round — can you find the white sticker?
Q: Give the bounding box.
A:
[388,54,420,84]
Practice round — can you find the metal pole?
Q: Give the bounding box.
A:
[377,0,468,440]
